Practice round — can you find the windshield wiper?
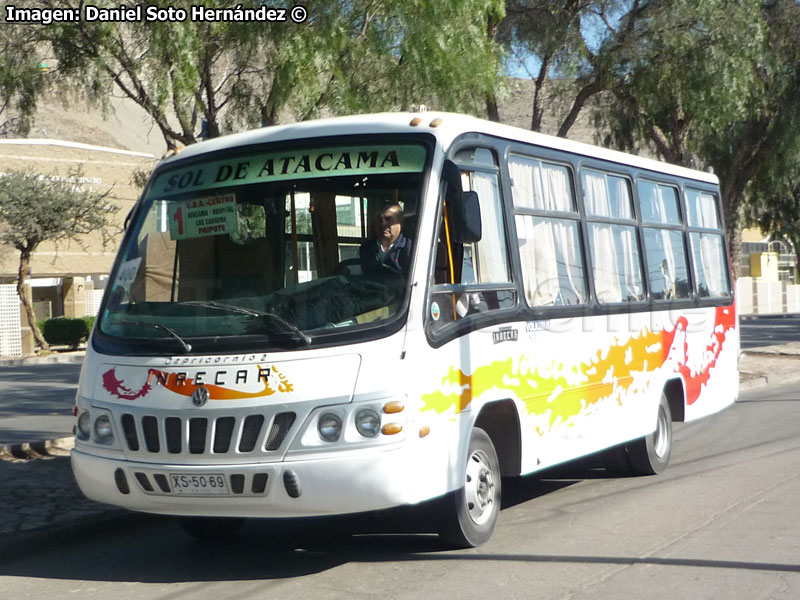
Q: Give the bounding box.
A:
[117,320,192,353]
[182,301,311,346]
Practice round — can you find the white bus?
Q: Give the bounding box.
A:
[71,112,738,547]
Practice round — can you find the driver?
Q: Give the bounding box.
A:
[359,202,412,277]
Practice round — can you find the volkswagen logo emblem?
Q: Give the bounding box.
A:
[191,386,210,407]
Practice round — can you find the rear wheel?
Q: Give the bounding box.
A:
[178,516,245,541]
[439,427,501,548]
[625,392,673,475]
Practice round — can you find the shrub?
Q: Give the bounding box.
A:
[41,317,90,349]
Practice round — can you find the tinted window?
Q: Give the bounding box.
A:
[690,232,730,297]
[638,181,680,224]
[643,228,690,300]
[588,223,644,303]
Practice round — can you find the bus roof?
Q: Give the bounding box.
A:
[164,112,719,185]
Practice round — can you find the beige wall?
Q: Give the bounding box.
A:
[0,140,156,280]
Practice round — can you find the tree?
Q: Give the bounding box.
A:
[747,166,800,279]
[498,0,800,265]
[589,0,800,245]
[0,170,119,350]
[41,0,505,149]
[0,3,47,136]
[699,0,800,242]
[496,0,639,135]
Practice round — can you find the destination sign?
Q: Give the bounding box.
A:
[150,145,427,199]
[168,193,238,240]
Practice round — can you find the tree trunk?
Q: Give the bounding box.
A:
[530,55,552,132]
[485,93,500,122]
[485,12,500,123]
[17,249,48,351]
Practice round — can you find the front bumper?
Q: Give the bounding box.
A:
[71,444,448,518]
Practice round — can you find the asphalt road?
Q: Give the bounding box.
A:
[1,381,798,599]
[0,363,80,445]
[740,315,800,349]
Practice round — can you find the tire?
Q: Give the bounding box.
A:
[439,427,501,548]
[625,392,673,475]
[178,516,245,542]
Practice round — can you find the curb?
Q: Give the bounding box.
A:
[739,376,768,391]
[738,371,800,391]
[0,436,75,462]
[0,352,86,367]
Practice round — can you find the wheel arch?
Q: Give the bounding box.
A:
[664,377,686,423]
[474,399,522,477]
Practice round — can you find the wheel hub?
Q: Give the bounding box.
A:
[465,450,496,525]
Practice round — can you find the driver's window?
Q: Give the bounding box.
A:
[429,148,515,332]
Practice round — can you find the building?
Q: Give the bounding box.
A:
[0,139,155,355]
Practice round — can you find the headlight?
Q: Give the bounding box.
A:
[77,411,91,439]
[94,414,114,442]
[318,413,342,442]
[355,409,381,438]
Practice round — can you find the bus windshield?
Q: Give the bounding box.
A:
[98,142,428,353]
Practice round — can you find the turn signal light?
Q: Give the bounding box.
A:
[381,423,403,436]
[383,401,405,414]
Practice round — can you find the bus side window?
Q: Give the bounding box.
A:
[683,188,730,298]
[510,155,587,307]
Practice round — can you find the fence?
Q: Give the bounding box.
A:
[0,284,22,358]
[85,288,104,316]
[736,277,800,315]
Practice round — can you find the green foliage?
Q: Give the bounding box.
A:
[0,3,46,136]
[598,0,765,166]
[497,0,629,132]
[41,317,90,349]
[745,141,800,268]
[0,167,118,350]
[41,0,505,148]
[699,0,800,236]
[0,168,119,252]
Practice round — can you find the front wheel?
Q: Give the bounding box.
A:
[438,427,501,548]
[625,392,673,475]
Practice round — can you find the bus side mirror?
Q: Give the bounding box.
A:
[442,160,482,243]
[459,191,482,243]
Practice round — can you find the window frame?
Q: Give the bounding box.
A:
[424,140,519,345]
[579,167,647,307]
[683,186,732,302]
[508,152,589,310]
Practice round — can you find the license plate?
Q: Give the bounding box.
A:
[169,473,229,495]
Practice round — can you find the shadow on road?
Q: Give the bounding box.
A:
[0,456,656,583]
[2,508,798,584]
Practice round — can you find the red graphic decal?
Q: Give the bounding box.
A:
[662,306,736,405]
[101,365,294,401]
[102,368,153,401]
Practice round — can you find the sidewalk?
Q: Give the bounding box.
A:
[0,345,798,560]
[738,342,800,389]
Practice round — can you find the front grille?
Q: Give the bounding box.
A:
[119,410,297,459]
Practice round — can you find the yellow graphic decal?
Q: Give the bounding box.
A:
[421,329,663,434]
